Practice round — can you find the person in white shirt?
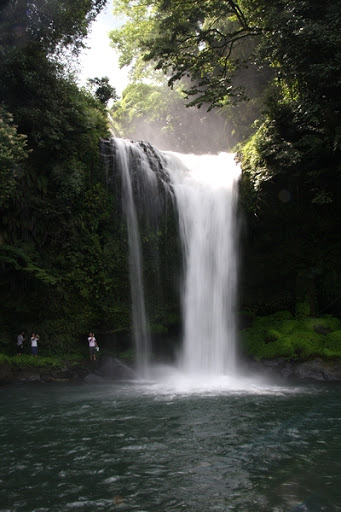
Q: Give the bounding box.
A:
[30,333,38,356]
[88,332,97,361]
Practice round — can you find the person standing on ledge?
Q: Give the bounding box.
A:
[30,333,38,356]
[16,331,25,355]
[88,332,97,361]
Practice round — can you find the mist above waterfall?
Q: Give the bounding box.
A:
[127,110,229,154]
[109,85,232,155]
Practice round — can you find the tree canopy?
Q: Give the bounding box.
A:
[0,0,106,55]
[87,77,119,105]
[110,0,341,111]
[110,0,266,108]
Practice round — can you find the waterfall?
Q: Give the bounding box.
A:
[108,138,165,378]
[103,138,241,378]
[165,152,240,375]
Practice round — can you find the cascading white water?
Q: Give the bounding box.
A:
[108,138,241,379]
[165,152,241,375]
[113,139,161,378]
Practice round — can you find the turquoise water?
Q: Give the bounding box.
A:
[1,380,340,511]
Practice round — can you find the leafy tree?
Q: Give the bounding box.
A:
[239,0,341,211]
[109,0,273,146]
[0,0,132,353]
[0,0,106,56]
[238,0,341,317]
[87,76,119,105]
[0,0,107,145]
[110,0,265,109]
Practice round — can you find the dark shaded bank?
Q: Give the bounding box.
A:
[0,355,340,385]
[0,355,136,386]
[243,357,341,382]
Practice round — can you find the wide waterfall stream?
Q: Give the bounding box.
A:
[166,152,239,376]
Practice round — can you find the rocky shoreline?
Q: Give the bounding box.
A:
[0,355,136,385]
[243,356,341,382]
[0,355,340,385]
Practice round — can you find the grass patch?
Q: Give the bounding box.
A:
[240,311,341,361]
[0,353,84,369]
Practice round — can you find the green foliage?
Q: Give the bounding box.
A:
[0,354,11,366]
[110,0,266,109]
[238,1,341,317]
[295,302,310,319]
[0,0,131,356]
[0,0,106,56]
[9,355,64,369]
[0,245,58,285]
[87,77,118,105]
[0,107,28,206]
[302,316,341,333]
[324,331,341,357]
[241,311,341,361]
[0,353,84,369]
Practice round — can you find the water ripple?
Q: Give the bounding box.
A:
[0,382,340,512]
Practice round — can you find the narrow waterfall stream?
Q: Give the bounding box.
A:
[105,138,241,379]
[111,139,162,378]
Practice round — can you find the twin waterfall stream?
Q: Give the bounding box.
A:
[105,138,241,380]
